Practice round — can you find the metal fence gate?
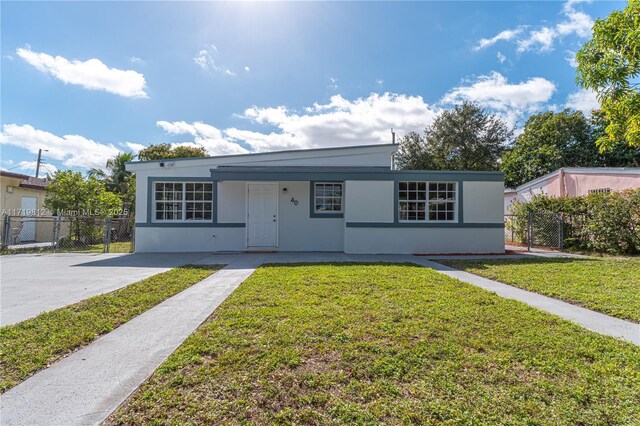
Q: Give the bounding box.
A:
[505,212,563,251]
[0,215,135,254]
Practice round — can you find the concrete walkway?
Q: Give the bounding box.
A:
[0,258,260,426]
[417,259,640,346]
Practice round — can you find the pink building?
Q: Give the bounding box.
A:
[504,167,640,214]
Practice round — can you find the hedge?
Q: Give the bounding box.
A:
[508,188,640,255]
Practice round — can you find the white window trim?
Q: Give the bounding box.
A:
[398,181,458,223]
[313,181,344,214]
[152,181,214,223]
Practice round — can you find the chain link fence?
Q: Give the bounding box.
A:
[1,215,134,254]
[505,212,564,251]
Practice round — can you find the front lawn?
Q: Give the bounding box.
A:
[0,264,222,393]
[441,257,640,322]
[107,264,640,425]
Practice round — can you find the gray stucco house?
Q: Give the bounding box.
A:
[126,144,504,254]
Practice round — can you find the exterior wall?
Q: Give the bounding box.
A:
[135,227,246,252]
[518,175,559,202]
[344,181,394,223]
[344,228,504,254]
[1,176,51,243]
[504,192,516,214]
[217,181,246,223]
[565,172,640,196]
[135,180,344,252]
[277,181,343,251]
[463,181,504,223]
[1,177,48,216]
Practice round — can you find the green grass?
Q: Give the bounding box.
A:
[106,264,640,425]
[440,257,640,323]
[0,264,222,392]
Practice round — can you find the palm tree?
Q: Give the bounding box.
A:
[89,152,136,215]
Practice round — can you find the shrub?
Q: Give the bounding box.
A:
[508,189,640,254]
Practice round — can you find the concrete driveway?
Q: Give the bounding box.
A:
[0,252,221,326]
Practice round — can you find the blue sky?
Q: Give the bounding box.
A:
[0,0,624,174]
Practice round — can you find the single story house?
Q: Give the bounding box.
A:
[504,167,640,214]
[0,171,49,243]
[126,144,505,254]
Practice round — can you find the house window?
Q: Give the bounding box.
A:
[588,187,611,195]
[314,182,343,213]
[399,181,457,222]
[154,182,213,222]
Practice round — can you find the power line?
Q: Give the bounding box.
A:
[41,164,56,177]
[3,153,38,172]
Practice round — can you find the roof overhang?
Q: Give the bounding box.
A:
[210,166,504,182]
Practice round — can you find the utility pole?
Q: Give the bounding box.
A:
[35,149,43,178]
[35,149,48,178]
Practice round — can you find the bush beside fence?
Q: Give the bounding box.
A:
[508,189,640,255]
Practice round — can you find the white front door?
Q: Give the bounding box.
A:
[19,197,37,242]
[247,183,278,247]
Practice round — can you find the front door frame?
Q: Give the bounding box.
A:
[245,182,279,248]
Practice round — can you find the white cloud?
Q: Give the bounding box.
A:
[244,66,251,72]
[0,124,121,170]
[442,71,556,127]
[474,0,593,54]
[474,27,525,51]
[240,93,440,150]
[565,50,578,67]
[193,45,236,76]
[329,77,339,90]
[517,0,593,52]
[156,121,249,155]
[565,88,599,115]
[157,92,440,154]
[517,27,556,52]
[376,79,384,86]
[497,52,507,63]
[130,56,145,65]
[123,142,146,153]
[16,47,148,98]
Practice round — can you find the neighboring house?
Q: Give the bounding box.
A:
[127,144,505,254]
[0,171,49,243]
[504,167,640,214]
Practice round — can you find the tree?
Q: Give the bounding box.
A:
[395,102,511,171]
[591,111,640,167]
[89,152,136,214]
[501,110,597,188]
[501,109,640,188]
[44,171,122,243]
[138,143,207,161]
[576,0,640,150]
